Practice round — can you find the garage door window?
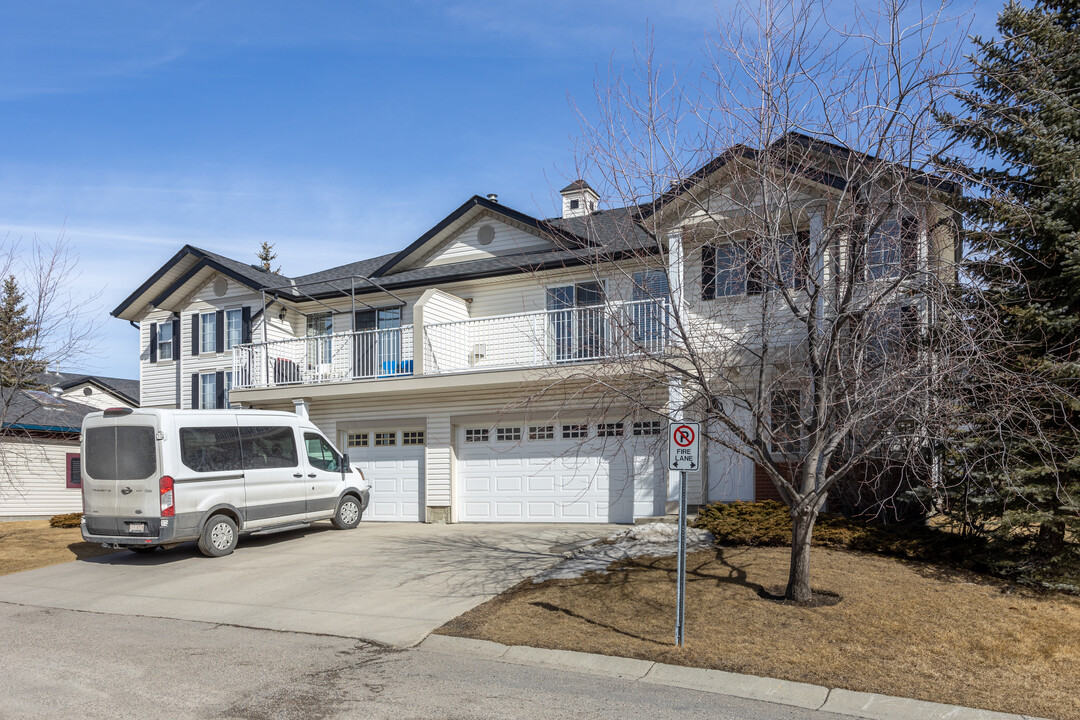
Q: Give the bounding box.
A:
[465,428,489,442]
[495,427,521,442]
[562,424,588,439]
[402,431,425,446]
[598,422,624,437]
[633,420,662,436]
[528,425,554,441]
[347,432,369,447]
[375,432,397,447]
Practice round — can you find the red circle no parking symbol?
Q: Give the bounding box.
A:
[673,425,695,447]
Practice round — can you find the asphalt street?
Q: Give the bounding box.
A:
[0,602,851,720]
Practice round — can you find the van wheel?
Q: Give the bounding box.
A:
[332,496,362,530]
[198,515,238,557]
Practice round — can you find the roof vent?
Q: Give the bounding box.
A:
[559,179,599,219]
[486,193,498,203]
[49,386,63,399]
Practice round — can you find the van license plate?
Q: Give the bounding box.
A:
[128,523,146,533]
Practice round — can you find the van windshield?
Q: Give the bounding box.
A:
[85,426,157,480]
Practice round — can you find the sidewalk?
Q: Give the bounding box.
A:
[418,634,1051,720]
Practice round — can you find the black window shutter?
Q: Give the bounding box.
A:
[215,371,225,409]
[191,313,200,356]
[215,310,225,352]
[747,260,764,295]
[172,318,181,360]
[701,245,716,301]
[191,373,200,409]
[241,306,252,344]
[149,323,158,363]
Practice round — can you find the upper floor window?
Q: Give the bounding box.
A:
[866,218,918,280]
[157,322,174,360]
[225,308,243,349]
[569,199,580,210]
[701,244,747,299]
[201,311,217,353]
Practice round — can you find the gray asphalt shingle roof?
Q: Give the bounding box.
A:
[1,388,100,433]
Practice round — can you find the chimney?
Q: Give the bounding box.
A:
[559,179,599,218]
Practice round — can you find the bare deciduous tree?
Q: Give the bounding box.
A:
[0,231,100,495]
[516,0,1058,603]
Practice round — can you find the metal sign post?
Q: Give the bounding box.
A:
[668,422,700,648]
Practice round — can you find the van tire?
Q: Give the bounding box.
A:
[332,495,362,530]
[198,515,238,557]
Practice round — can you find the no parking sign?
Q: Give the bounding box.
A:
[667,421,700,471]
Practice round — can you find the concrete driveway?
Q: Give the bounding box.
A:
[0,522,602,647]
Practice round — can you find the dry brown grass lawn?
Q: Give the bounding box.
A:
[439,546,1080,720]
[0,519,115,576]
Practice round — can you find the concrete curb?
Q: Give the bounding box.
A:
[417,635,1051,720]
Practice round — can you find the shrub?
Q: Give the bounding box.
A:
[49,513,82,528]
[692,501,1080,593]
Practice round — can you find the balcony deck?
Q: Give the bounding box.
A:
[231,299,669,390]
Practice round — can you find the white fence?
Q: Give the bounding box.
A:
[232,326,414,389]
[423,299,670,374]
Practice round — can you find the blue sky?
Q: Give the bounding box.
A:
[0,1,998,380]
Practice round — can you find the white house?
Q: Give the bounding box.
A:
[0,374,138,518]
[112,135,955,524]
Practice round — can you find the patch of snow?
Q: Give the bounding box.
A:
[534,522,715,583]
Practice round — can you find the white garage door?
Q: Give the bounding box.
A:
[345,429,424,522]
[456,422,665,523]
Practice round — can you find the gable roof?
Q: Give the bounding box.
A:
[371,195,589,278]
[111,245,291,321]
[37,371,140,407]
[1,388,100,434]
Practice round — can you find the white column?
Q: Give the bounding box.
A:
[292,398,309,419]
[666,228,686,512]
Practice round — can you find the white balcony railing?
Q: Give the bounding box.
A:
[232,326,413,389]
[230,300,671,390]
[423,299,670,374]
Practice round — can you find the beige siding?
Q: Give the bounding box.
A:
[0,437,82,517]
[139,308,180,408]
[59,384,133,410]
[425,414,452,508]
[424,218,552,267]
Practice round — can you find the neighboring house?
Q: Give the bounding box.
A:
[37,371,140,410]
[111,135,954,524]
[0,376,139,518]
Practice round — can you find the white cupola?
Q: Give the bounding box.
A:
[559,179,599,218]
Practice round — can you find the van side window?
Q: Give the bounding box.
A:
[179,427,243,473]
[239,426,298,469]
[304,433,341,472]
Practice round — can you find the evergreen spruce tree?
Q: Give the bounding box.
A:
[256,241,280,273]
[941,0,1080,553]
[0,275,46,388]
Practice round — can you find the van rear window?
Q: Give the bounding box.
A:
[180,427,243,473]
[85,426,157,480]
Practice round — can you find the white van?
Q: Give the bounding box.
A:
[80,408,370,557]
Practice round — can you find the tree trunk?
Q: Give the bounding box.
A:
[786,508,818,603]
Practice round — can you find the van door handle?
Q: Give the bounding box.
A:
[307,473,316,478]
[293,473,303,478]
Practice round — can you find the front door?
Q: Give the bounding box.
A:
[547,282,605,362]
[354,307,402,378]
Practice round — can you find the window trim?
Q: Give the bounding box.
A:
[157,322,174,361]
[464,428,490,443]
[199,372,217,411]
[225,307,244,350]
[402,430,425,446]
[374,431,398,447]
[66,452,82,489]
[495,427,522,443]
[528,425,554,441]
[200,311,218,354]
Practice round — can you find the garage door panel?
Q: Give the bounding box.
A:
[348,443,424,522]
[527,475,555,492]
[525,502,555,518]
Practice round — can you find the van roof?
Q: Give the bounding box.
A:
[86,408,302,420]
